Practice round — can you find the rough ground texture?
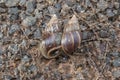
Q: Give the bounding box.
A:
[0,0,120,80]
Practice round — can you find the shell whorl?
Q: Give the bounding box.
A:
[61,15,81,54]
[45,14,61,33]
[64,15,80,32]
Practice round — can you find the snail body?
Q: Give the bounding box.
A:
[40,14,81,59]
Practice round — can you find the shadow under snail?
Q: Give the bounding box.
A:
[39,14,81,59]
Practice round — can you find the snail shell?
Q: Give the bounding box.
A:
[61,31,81,54]
[40,14,81,59]
[45,14,61,33]
[61,15,81,54]
[64,15,80,32]
[40,33,62,59]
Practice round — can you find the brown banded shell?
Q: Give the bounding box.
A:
[61,31,81,54]
[64,15,80,32]
[61,15,81,54]
[40,14,81,59]
[39,33,62,59]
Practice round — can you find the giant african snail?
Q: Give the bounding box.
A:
[39,14,81,59]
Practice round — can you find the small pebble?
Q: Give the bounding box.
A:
[97,0,108,11]
[55,3,61,11]
[8,7,18,15]
[24,28,31,36]
[22,55,30,63]
[19,0,26,6]
[0,32,3,39]
[99,30,109,38]
[19,11,26,20]
[5,0,19,7]
[8,24,20,35]
[26,0,36,13]
[28,65,37,72]
[48,6,56,14]
[7,14,18,21]
[106,9,115,17]
[34,28,41,39]
[22,16,36,27]
[113,58,120,67]
[8,44,19,53]
[112,70,120,78]
[34,9,43,18]
[0,7,6,13]
[20,39,27,48]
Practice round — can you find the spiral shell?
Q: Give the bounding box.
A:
[45,14,61,33]
[61,15,81,54]
[40,33,62,59]
[40,14,81,59]
[64,15,80,32]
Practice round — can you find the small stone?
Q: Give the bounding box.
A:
[22,55,30,63]
[28,65,37,72]
[8,24,20,35]
[48,6,56,14]
[36,3,45,11]
[21,39,27,48]
[99,30,109,38]
[8,44,19,53]
[22,16,36,26]
[7,14,18,21]
[85,0,92,7]
[34,9,43,19]
[5,0,19,7]
[110,52,120,57]
[4,75,12,80]
[0,0,7,3]
[66,0,75,7]
[0,32,3,39]
[30,40,37,46]
[114,2,119,9]
[18,63,26,71]
[55,3,61,11]
[24,28,31,36]
[80,25,87,30]
[47,0,54,5]
[8,7,18,15]
[19,0,26,6]
[97,0,108,11]
[75,4,83,13]
[106,9,115,17]
[19,11,26,20]
[112,70,120,78]
[2,36,11,44]
[34,28,41,39]
[113,58,120,67]
[26,0,36,13]
[82,31,93,40]
[0,7,6,13]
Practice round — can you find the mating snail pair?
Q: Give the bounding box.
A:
[39,14,81,59]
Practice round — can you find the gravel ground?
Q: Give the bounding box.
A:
[0,0,120,80]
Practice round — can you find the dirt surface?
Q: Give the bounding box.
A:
[0,0,120,80]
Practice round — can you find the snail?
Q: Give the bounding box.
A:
[39,14,81,59]
[40,14,62,59]
[61,15,81,54]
